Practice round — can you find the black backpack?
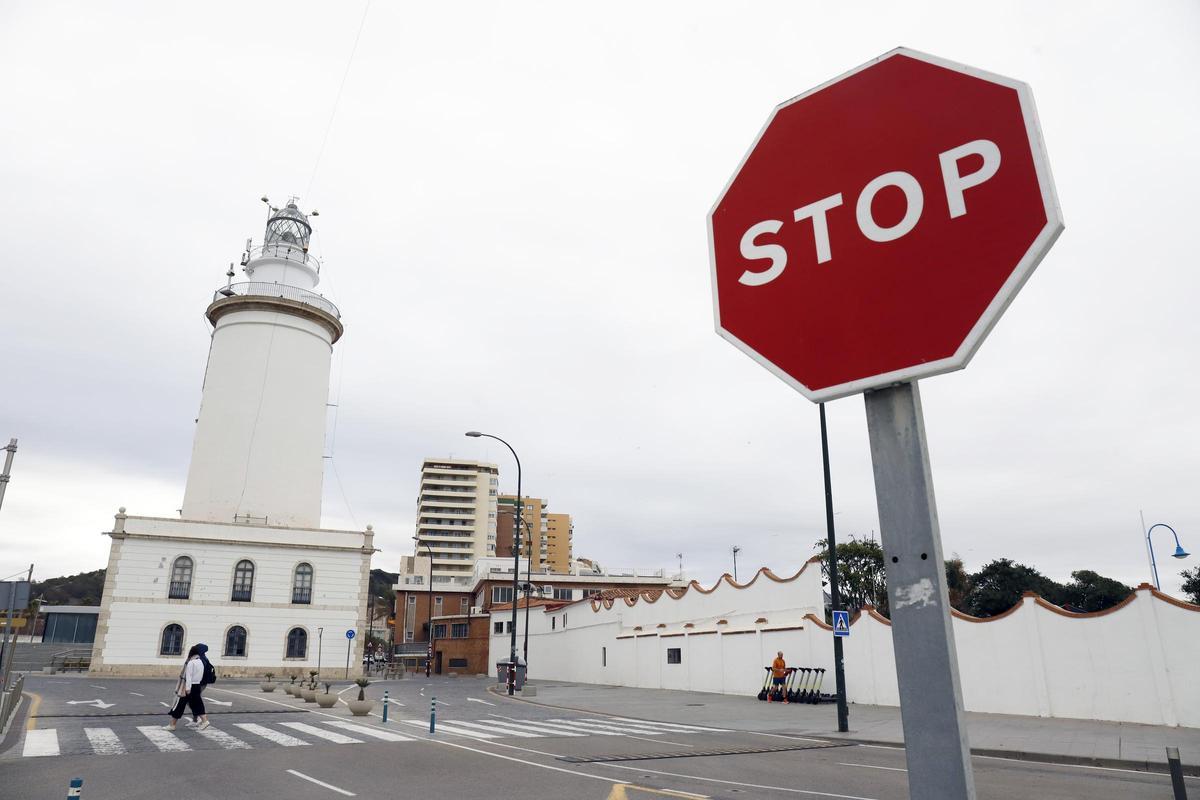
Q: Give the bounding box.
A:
[201,658,217,686]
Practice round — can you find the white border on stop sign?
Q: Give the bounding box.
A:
[707,46,1065,403]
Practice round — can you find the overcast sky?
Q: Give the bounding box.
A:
[1,2,1196,600]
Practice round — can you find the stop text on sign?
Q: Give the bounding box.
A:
[738,139,1000,286]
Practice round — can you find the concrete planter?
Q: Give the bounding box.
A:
[259,682,276,692]
[315,693,338,708]
[284,684,299,696]
[346,699,374,716]
[301,687,317,702]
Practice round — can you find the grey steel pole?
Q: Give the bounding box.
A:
[424,544,433,677]
[864,382,975,799]
[522,517,531,665]
[465,431,521,694]
[819,402,850,733]
[1166,746,1188,800]
[0,439,17,512]
[317,627,323,679]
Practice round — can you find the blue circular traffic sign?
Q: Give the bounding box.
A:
[345,629,356,640]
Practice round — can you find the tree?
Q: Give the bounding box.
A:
[1182,567,1200,605]
[965,559,1066,617]
[944,557,972,611]
[1061,570,1131,612]
[813,536,888,616]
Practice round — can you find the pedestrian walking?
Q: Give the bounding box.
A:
[165,644,210,731]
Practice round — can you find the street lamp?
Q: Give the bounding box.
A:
[466,430,522,695]
[731,545,741,582]
[413,537,434,677]
[1146,523,1189,590]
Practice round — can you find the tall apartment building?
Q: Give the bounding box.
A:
[497,495,573,572]
[414,459,499,581]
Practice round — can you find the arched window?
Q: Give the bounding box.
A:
[224,625,247,657]
[160,623,184,656]
[169,556,193,599]
[292,563,313,604]
[285,627,307,659]
[231,560,254,602]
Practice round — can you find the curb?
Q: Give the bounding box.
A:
[487,685,1199,777]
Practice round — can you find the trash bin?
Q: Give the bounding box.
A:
[495,661,527,690]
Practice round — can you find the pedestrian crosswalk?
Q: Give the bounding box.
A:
[16,715,730,759]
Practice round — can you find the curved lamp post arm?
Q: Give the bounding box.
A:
[1146,523,1189,590]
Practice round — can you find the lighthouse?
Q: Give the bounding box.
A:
[183,199,342,528]
[91,199,374,677]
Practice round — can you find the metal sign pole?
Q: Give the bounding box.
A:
[864,382,975,799]
[819,403,850,732]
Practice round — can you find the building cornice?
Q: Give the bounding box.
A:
[206,295,344,343]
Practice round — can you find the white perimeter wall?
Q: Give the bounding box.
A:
[93,515,371,677]
[492,562,1200,728]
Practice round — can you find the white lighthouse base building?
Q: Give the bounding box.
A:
[91,513,373,678]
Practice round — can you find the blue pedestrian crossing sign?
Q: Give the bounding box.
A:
[345,629,356,640]
[832,610,850,637]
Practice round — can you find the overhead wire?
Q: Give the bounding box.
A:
[305,0,372,198]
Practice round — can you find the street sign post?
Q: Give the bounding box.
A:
[832,610,850,638]
[709,48,1062,800]
[345,629,355,678]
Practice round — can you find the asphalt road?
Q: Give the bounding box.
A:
[1,674,1191,799]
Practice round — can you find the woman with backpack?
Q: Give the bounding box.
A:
[165,644,210,731]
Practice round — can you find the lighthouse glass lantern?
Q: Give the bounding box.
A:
[265,202,312,253]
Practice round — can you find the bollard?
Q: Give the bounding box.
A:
[429,695,436,734]
[1166,747,1188,800]
[67,778,83,799]
[382,690,389,723]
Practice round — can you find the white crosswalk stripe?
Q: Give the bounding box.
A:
[137,726,192,752]
[547,718,667,735]
[484,718,588,737]
[607,716,730,732]
[321,720,413,742]
[194,726,252,750]
[84,728,125,755]
[278,722,362,744]
[22,729,60,757]
[400,719,498,739]
[443,720,544,738]
[233,723,311,747]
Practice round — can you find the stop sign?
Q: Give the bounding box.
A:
[709,49,1063,401]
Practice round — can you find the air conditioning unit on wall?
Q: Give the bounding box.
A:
[470,606,484,616]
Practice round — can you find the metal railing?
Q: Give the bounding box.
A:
[212,281,340,319]
[247,243,323,273]
[231,588,253,602]
[291,588,312,604]
[168,581,191,600]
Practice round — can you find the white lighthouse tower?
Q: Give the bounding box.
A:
[182,199,341,528]
[91,199,374,677]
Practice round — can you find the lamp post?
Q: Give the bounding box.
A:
[731,546,741,582]
[1145,523,1189,590]
[413,538,434,677]
[520,516,533,665]
[466,431,521,695]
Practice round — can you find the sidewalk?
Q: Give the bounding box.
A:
[506,681,1200,775]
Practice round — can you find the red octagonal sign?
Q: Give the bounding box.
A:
[709,49,1063,401]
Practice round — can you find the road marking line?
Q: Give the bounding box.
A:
[337,685,358,696]
[137,726,192,752]
[445,720,544,738]
[25,692,41,731]
[128,692,144,697]
[836,762,906,772]
[195,726,253,750]
[89,685,107,690]
[551,719,666,736]
[322,721,413,742]
[598,763,882,799]
[467,697,496,706]
[22,729,59,757]
[528,719,624,736]
[607,717,730,733]
[234,723,310,747]
[286,769,356,796]
[399,719,498,739]
[482,717,588,737]
[84,727,126,755]
[748,731,835,743]
[279,721,363,744]
[425,736,630,785]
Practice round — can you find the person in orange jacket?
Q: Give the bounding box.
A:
[768,651,789,704]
